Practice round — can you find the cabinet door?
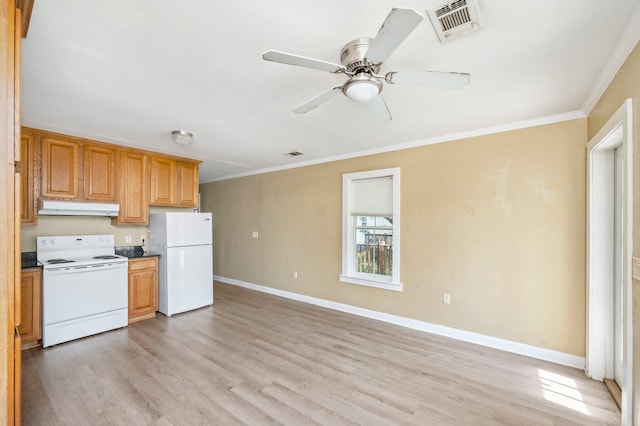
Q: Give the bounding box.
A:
[83,144,117,201]
[129,270,157,316]
[128,258,158,322]
[41,137,82,199]
[18,269,41,343]
[116,151,149,224]
[19,131,37,224]
[176,161,199,207]
[149,157,176,206]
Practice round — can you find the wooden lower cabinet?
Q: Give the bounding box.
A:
[19,268,42,349]
[128,257,158,323]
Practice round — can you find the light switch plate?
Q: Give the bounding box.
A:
[633,257,640,281]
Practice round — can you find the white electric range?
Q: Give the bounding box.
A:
[37,234,128,347]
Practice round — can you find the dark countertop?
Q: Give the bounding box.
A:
[21,252,41,269]
[115,246,160,259]
[22,248,160,269]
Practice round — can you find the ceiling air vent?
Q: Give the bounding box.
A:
[427,0,480,42]
[283,151,304,157]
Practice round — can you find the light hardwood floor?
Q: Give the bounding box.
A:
[22,282,619,425]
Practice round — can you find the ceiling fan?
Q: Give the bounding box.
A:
[262,8,471,122]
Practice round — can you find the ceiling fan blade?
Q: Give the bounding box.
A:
[262,50,346,73]
[365,9,424,64]
[293,86,344,114]
[366,95,392,122]
[386,70,471,89]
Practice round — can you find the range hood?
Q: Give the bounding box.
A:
[38,199,120,217]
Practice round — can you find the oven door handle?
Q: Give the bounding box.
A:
[44,263,127,274]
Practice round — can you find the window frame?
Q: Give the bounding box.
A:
[340,167,401,291]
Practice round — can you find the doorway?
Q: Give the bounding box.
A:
[586,99,633,424]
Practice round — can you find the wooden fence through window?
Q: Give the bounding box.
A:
[356,242,392,276]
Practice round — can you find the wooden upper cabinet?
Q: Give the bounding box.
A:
[41,137,82,199]
[149,156,176,206]
[19,131,38,224]
[176,161,199,207]
[116,151,148,225]
[21,128,200,224]
[83,144,117,202]
[150,157,199,207]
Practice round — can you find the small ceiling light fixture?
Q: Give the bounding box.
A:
[342,73,383,103]
[171,130,194,146]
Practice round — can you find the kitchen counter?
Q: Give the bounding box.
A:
[21,248,160,269]
[21,252,41,269]
[115,246,160,259]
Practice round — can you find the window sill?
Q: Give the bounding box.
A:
[339,275,403,292]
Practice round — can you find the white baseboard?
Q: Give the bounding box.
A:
[214,275,585,370]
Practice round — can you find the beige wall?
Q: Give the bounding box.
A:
[587,40,640,422]
[20,206,192,252]
[201,118,587,356]
[21,217,147,252]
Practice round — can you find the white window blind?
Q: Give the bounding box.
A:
[350,176,392,216]
[341,168,401,291]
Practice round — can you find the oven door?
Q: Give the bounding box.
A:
[43,262,128,325]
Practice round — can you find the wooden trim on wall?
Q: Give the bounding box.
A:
[1,1,20,423]
[15,0,33,38]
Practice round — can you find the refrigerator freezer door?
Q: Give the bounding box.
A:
[165,212,212,247]
[160,244,214,316]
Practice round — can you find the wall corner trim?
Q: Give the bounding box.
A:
[581,4,640,115]
[214,276,586,370]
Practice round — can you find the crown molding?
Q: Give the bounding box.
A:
[202,110,586,183]
[581,4,640,115]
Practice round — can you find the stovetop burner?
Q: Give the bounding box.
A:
[47,259,75,264]
[37,235,128,270]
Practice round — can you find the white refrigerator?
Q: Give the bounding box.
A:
[149,212,214,316]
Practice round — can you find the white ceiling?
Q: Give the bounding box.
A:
[21,1,640,182]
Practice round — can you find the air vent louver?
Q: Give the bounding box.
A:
[428,0,479,42]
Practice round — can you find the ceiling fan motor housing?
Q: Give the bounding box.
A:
[340,38,381,75]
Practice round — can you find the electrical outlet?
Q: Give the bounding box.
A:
[125,235,132,244]
[252,231,259,239]
[293,271,298,279]
[443,293,451,304]
[140,235,146,244]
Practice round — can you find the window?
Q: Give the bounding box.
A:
[340,168,401,291]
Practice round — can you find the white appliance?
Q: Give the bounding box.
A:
[37,234,128,348]
[149,212,214,316]
[38,199,120,216]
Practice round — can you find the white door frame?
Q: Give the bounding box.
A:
[586,98,633,424]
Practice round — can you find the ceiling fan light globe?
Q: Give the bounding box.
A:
[343,76,382,103]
